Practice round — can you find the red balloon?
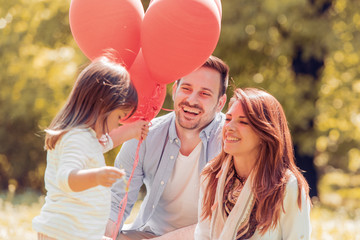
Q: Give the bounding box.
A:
[121,50,167,123]
[141,0,221,84]
[69,0,144,68]
[214,0,222,18]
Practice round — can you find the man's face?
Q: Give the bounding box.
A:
[173,67,225,131]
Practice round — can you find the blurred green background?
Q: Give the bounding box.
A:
[1,0,360,239]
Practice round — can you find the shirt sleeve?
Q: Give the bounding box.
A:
[280,176,312,239]
[109,139,145,229]
[194,176,211,240]
[56,131,91,193]
[101,133,114,153]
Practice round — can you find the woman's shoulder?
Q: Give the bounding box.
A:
[283,171,307,203]
[149,112,173,129]
[285,171,298,192]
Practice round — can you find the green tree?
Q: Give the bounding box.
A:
[214,0,352,197]
[0,0,86,191]
[1,0,359,196]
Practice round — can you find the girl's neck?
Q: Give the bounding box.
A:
[92,124,103,139]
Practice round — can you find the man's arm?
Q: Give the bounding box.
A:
[105,139,145,237]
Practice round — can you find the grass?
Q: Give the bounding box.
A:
[1,171,360,240]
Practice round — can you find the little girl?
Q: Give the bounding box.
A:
[32,56,148,240]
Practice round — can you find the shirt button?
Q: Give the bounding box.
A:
[153,205,155,209]
[161,181,164,185]
[170,156,174,159]
[175,139,179,143]
[170,139,173,143]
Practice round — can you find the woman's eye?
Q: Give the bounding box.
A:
[240,121,249,125]
[225,118,231,122]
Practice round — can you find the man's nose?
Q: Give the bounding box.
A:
[186,92,199,104]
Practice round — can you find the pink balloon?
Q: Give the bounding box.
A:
[121,50,167,123]
[69,0,144,68]
[141,0,221,84]
[214,0,222,18]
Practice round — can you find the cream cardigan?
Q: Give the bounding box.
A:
[195,158,311,240]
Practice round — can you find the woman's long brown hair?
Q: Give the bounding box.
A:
[45,56,137,150]
[201,88,310,234]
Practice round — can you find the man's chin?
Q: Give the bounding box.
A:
[177,118,199,130]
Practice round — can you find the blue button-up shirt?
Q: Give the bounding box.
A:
[110,111,225,232]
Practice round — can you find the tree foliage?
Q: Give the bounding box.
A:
[215,0,360,179]
[0,0,359,193]
[0,0,86,191]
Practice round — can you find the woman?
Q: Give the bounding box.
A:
[195,88,311,239]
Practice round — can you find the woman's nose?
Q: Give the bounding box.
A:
[225,121,235,131]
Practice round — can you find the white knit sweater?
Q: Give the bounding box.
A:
[33,128,113,240]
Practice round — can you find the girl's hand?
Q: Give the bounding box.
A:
[123,120,149,140]
[139,120,149,140]
[95,166,125,187]
[109,120,149,148]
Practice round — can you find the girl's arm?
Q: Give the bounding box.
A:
[68,167,125,192]
[56,130,124,192]
[109,120,149,148]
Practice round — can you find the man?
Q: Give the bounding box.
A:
[105,55,229,239]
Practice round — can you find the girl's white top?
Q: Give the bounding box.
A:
[33,128,113,240]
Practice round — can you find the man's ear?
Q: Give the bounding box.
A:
[172,81,178,102]
[216,94,227,112]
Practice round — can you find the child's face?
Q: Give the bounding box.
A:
[106,108,130,133]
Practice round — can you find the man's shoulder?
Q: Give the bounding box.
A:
[208,112,226,136]
[148,112,174,132]
[120,113,174,150]
[214,112,226,125]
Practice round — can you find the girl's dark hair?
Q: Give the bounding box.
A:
[45,56,137,150]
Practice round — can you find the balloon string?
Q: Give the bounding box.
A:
[112,84,163,239]
[112,138,143,240]
[161,107,173,112]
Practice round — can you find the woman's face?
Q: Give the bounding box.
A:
[223,101,261,160]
